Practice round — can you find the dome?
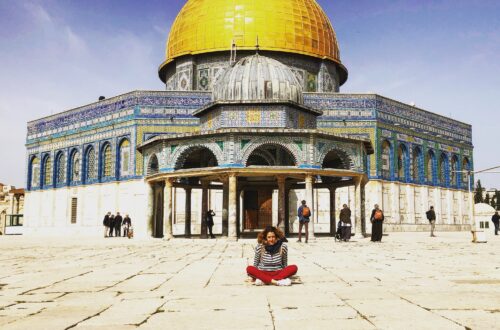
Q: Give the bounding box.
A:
[160,0,346,82]
[212,54,303,104]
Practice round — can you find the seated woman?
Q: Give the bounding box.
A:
[246,226,298,286]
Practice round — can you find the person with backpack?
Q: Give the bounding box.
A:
[122,214,132,238]
[370,204,384,242]
[297,200,311,243]
[246,226,297,286]
[426,206,437,237]
[339,204,352,241]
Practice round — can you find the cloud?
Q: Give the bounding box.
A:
[23,2,53,25]
[65,26,88,55]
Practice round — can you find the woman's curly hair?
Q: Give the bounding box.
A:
[257,226,287,245]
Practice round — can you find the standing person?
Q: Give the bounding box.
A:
[108,214,115,237]
[492,211,500,236]
[339,204,352,242]
[297,200,311,243]
[370,204,384,242]
[102,212,111,238]
[206,209,216,239]
[114,212,123,237]
[246,226,298,286]
[426,206,437,237]
[123,214,132,238]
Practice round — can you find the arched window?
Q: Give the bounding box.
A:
[412,147,422,183]
[42,155,52,187]
[397,144,408,181]
[381,140,391,179]
[30,157,40,189]
[118,139,131,177]
[70,150,81,183]
[148,154,159,175]
[462,157,470,188]
[450,155,459,187]
[85,147,97,181]
[439,153,448,186]
[102,144,112,178]
[426,150,435,184]
[55,152,66,185]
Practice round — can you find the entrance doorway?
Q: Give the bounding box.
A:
[244,189,273,230]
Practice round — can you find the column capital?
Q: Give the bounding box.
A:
[165,177,174,186]
[218,174,229,183]
[276,175,287,184]
[200,180,210,188]
[305,174,315,183]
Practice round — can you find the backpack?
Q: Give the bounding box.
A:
[302,206,311,218]
[374,209,383,221]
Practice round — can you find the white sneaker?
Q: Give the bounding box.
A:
[276,278,292,286]
[255,279,263,286]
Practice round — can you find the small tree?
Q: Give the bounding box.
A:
[490,194,497,209]
[474,180,484,204]
[485,192,490,205]
[496,190,500,210]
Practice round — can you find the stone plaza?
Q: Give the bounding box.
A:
[1,233,499,329]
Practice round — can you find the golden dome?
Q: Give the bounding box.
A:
[160,0,345,79]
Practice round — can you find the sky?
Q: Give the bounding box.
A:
[0,0,499,189]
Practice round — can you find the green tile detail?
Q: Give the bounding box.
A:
[241,139,250,149]
[216,141,224,151]
[171,145,178,153]
[294,140,303,151]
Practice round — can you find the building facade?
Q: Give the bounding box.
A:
[24,0,473,238]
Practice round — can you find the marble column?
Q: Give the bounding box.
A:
[305,174,315,239]
[329,187,336,236]
[146,183,154,237]
[164,178,173,239]
[277,176,286,233]
[184,187,192,238]
[200,181,209,239]
[228,174,238,240]
[221,176,229,236]
[284,188,290,236]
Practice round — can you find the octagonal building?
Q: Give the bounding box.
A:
[23,0,473,238]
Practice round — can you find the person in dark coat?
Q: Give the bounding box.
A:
[492,211,500,235]
[108,214,115,237]
[370,204,384,242]
[339,204,352,241]
[426,206,437,237]
[206,209,215,238]
[114,212,123,237]
[123,214,132,238]
[103,212,111,238]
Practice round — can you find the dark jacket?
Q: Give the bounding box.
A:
[370,209,384,221]
[339,208,351,224]
[109,215,115,228]
[123,216,131,227]
[426,210,436,221]
[103,215,110,227]
[206,210,215,226]
[492,214,500,223]
[114,215,123,228]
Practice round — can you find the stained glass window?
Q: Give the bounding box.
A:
[71,151,80,183]
[43,156,52,187]
[397,145,406,181]
[426,151,435,183]
[450,156,458,187]
[56,153,66,184]
[87,147,96,180]
[412,147,421,182]
[31,157,40,188]
[439,154,447,185]
[462,158,470,188]
[119,140,130,177]
[103,144,112,177]
[381,141,391,179]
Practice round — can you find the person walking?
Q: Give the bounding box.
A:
[108,214,115,237]
[370,204,384,242]
[492,211,500,236]
[123,214,132,238]
[102,212,111,238]
[297,200,311,243]
[426,206,437,237]
[339,204,352,241]
[206,209,216,239]
[246,226,298,286]
[114,212,123,237]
